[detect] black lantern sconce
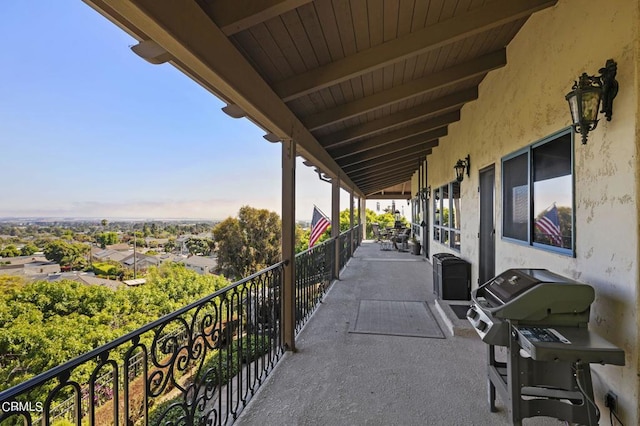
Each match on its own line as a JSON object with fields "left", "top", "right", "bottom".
{"left": 565, "top": 59, "right": 619, "bottom": 144}
{"left": 417, "top": 186, "right": 431, "bottom": 201}
{"left": 454, "top": 155, "right": 470, "bottom": 182}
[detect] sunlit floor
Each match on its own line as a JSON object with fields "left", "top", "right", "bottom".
{"left": 235, "top": 242, "right": 565, "bottom": 426}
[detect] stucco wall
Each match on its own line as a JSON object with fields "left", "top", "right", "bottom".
{"left": 424, "top": 0, "right": 639, "bottom": 422}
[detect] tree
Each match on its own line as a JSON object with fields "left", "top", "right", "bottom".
{"left": 213, "top": 206, "right": 281, "bottom": 280}
{"left": 43, "top": 240, "right": 89, "bottom": 269}
{"left": 96, "top": 232, "right": 119, "bottom": 249}
{"left": 164, "top": 238, "right": 177, "bottom": 253}
{"left": 185, "top": 237, "right": 214, "bottom": 256}
{"left": 20, "top": 243, "right": 38, "bottom": 256}
{"left": 0, "top": 245, "right": 20, "bottom": 258}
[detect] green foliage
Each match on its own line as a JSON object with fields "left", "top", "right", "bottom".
{"left": 0, "top": 244, "right": 20, "bottom": 257}
{"left": 19, "top": 243, "right": 38, "bottom": 256}
{"left": 91, "top": 261, "right": 125, "bottom": 279}
{"left": 164, "top": 238, "right": 177, "bottom": 253}
{"left": 213, "top": 206, "right": 281, "bottom": 280}
{"left": 0, "top": 263, "right": 230, "bottom": 401}
{"left": 95, "top": 232, "right": 118, "bottom": 249}
{"left": 362, "top": 208, "right": 410, "bottom": 239}
{"left": 147, "top": 334, "right": 270, "bottom": 425}
{"left": 43, "top": 240, "right": 89, "bottom": 269}
{"left": 185, "top": 237, "right": 214, "bottom": 256}
{"left": 240, "top": 335, "right": 271, "bottom": 363}
{"left": 0, "top": 275, "right": 26, "bottom": 293}
{"left": 295, "top": 225, "right": 310, "bottom": 253}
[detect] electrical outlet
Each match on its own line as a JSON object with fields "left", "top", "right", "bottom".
{"left": 605, "top": 391, "right": 618, "bottom": 413}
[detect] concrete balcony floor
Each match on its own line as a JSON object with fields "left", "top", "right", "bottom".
{"left": 236, "top": 242, "right": 563, "bottom": 426}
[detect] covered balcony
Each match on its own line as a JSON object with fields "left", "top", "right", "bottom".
{"left": 1, "top": 0, "right": 638, "bottom": 424}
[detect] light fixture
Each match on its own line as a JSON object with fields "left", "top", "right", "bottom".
{"left": 417, "top": 186, "right": 430, "bottom": 201}
{"left": 454, "top": 155, "right": 470, "bottom": 182}
{"left": 221, "top": 104, "right": 246, "bottom": 119}
{"left": 565, "top": 59, "right": 618, "bottom": 144}
{"left": 130, "top": 39, "right": 171, "bottom": 64}
{"left": 263, "top": 132, "right": 281, "bottom": 143}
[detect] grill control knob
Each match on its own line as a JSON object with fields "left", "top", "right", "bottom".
{"left": 477, "top": 321, "right": 489, "bottom": 332}
{"left": 467, "top": 308, "right": 479, "bottom": 320}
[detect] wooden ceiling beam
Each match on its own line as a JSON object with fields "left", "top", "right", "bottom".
{"left": 329, "top": 112, "right": 458, "bottom": 159}
{"left": 366, "top": 192, "right": 412, "bottom": 200}
{"left": 198, "top": 0, "right": 312, "bottom": 36}
{"left": 273, "top": 0, "right": 557, "bottom": 101}
{"left": 318, "top": 89, "right": 476, "bottom": 148}
{"left": 303, "top": 50, "right": 504, "bottom": 131}
{"left": 359, "top": 174, "right": 415, "bottom": 193}
{"left": 343, "top": 149, "right": 431, "bottom": 174}
{"left": 352, "top": 164, "right": 418, "bottom": 186}
{"left": 336, "top": 130, "right": 443, "bottom": 166}
{"left": 348, "top": 157, "right": 424, "bottom": 180}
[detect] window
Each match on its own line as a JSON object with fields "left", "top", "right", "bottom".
{"left": 433, "top": 181, "right": 461, "bottom": 251}
{"left": 501, "top": 129, "right": 574, "bottom": 255}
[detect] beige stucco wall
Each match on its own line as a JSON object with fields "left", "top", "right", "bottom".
{"left": 424, "top": 0, "right": 639, "bottom": 423}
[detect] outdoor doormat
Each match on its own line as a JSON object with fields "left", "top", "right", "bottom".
{"left": 449, "top": 304, "right": 472, "bottom": 320}
{"left": 350, "top": 300, "right": 445, "bottom": 339}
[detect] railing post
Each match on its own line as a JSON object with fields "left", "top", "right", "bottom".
{"left": 281, "top": 138, "right": 296, "bottom": 351}
{"left": 359, "top": 197, "right": 366, "bottom": 241}
{"left": 332, "top": 175, "right": 340, "bottom": 280}
{"left": 349, "top": 190, "right": 355, "bottom": 256}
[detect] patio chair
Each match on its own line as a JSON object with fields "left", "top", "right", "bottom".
{"left": 372, "top": 223, "right": 382, "bottom": 242}
{"left": 392, "top": 228, "right": 411, "bottom": 252}
{"left": 372, "top": 223, "right": 392, "bottom": 250}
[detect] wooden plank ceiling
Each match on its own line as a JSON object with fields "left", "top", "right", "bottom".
{"left": 85, "top": 0, "right": 557, "bottom": 198}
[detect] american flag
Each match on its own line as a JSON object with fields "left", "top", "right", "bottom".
{"left": 309, "top": 206, "right": 330, "bottom": 247}
{"left": 535, "top": 204, "right": 563, "bottom": 246}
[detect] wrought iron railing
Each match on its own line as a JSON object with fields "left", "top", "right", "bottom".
{"left": 338, "top": 231, "right": 350, "bottom": 270}
{"left": 293, "top": 238, "right": 334, "bottom": 334}
{"left": 0, "top": 263, "right": 284, "bottom": 426}
{"left": 0, "top": 225, "right": 362, "bottom": 426}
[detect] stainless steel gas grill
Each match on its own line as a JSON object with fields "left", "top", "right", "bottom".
{"left": 467, "top": 269, "right": 625, "bottom": 426}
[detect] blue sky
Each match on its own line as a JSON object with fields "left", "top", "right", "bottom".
{"left": 0, "top": 1, "right": 407, "bottom": 221}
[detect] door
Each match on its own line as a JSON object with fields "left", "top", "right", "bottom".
{"left": 479, "top": 165, "right": 495, "bottom": 284}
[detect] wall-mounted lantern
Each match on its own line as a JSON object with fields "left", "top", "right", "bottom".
{"left": 565, "top": 59, "right": 618, "bottom": 144}
{"left": 454, "top": 155, "right": 470, "bottom": 182}
{"left": 417, "top": 186, "right": 430, "bottom": 201}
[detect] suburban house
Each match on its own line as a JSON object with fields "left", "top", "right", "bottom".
{"left": 0, "top": 260, "right": 60, "bottom": 277}
{"left": 120, "top": 252, "right": 160, "bottom": 272}
{"left": 180, "top": 255, "right": 218, "bottom": 275}
{"left": 91, "top": 248, "right": 129, "bottom": 263}
{"left": 45, "top": 271, "right": 123, "bottom": 291}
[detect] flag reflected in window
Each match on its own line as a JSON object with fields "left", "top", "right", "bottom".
{"left": 535, "top": 204, "right": 563, "bottom": 246}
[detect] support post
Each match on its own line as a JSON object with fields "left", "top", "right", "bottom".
{"left": 359, "top": 197, "right": 366, "bottom": 242}
{"left": 332, "top": 175, "right": 341, "bottom": 279}
{"left": 281, "top": 138, "right": 296, "bottom": 352}
{"left": 349, "top": 191, "right": 355, "bottom": 256}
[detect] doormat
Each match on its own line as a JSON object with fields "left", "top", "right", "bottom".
{"left": 449, "top": 304, "right": 472, "bottom": 320}
{"left": 350, "top": 300, "right": 445, "bottom": 339}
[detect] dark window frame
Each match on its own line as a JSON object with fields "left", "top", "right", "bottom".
{"left": 433, "top": 180, "right": 461, "bottom": 252}
{"left": 501, "top": 128, "right": 575, "bottom": 256}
